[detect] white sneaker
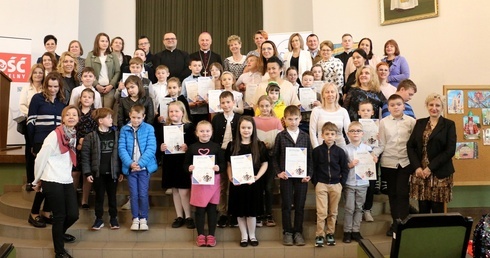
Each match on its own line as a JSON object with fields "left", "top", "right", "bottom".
{"left": 130, "top": 218, "right": 139, "bottom": 230}
{"left": 139, "top": 218, "right": 149, "bottom": 231}
{"left": 121, "top": 198, "right": 131, "bottom": 210}
{"left": 363, "top": 210, "right": 374, "bottom": 222}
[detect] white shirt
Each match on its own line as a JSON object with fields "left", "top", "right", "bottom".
{"left": 98, "top": 55, "right": 110, "bottom": 85}
{"left": 221, "top": 113, "right": 235, "bottom": 149}
{"left": 151, "top": 81, "right": 168, "bottom": 111}
{"left": 373, "top": 114, "right": 416, "bottom": 168}
{"left": 33, "top": 131, "right": 73, "bottom": 185}
{"left": 344, "top": 143, "right": 372, "bottom": 187}
{"left": 287, "top": 128, "right": 300, "bottom": 143}
{"left": 69, "top": 85, "right": 102, "bottom": 108}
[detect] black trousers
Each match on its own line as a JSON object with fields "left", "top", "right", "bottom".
{"left": 280, "top": 178, "right": 308, "bottom": 234}
{"left": 42, "top": 181, "right": 79, "bottom": 254}
{"left": 381, "top": 165, "right": 411, "bottom": 223}
{"left": 93, "top": 174, "right": 119, "bottom": 219}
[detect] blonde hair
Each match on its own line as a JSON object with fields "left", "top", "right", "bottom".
{"left": 165, "top": 101, "right": 191, "bottom": 124}
{"left": 320, "top": 83, "right": 341, "bottom": 110}
{"left": 425, "top": 93, "right": 445, "bottom": 110}
{"left": 257, "top": 95, "right": 277, "bottom": 117}
{"left": 354, "top": 65, "right": 380, "bottom": 93}
{"left": 227, "top": 35, "right": 242, "bottom": 45}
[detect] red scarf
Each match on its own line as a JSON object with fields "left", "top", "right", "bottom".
{"left": 55, "top": 125, "right": 77, "bottom": 167}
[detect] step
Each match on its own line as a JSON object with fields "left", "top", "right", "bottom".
{"left": 0, "top": 191, "right": 388, "bottom": 225}
{"left": 0, "top": 234, "right": 392, "bottom": 258}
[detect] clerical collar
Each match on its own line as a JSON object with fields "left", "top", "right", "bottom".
{"left": 201, "top": 49, "right": 210, "bottom": 54}
{"left": 166, "top": 47, "right": 176, "bottom": 52}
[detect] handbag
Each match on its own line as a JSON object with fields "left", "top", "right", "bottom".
{"left": 14, "top": 116, "right": 27, "bottom": 135}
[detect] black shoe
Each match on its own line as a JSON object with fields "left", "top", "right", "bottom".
{"left": 386, "top": 226, "right": 394, "bottom": 237}
{"left": 250, "top": 238, "right": 259, "bottom": 246}
{"left": 342, "top": 232, "right": 352, "bottom": 243}
{"left": 25, "top": 183, "right": 34, "bottom": 192}
{"left": 239, "top": 238, "right": 248, "bottom": 247}
{"left": 63, "top": 233, "right": 76, "bottom": 243}
{"left": 185, "top": 217, "right": 196, "bottom": 229}
{"left": 55, "top": 251, "right": 73, "bottom": 258}
{"left": 28, "top": 214, "right": 46, "bottom": 228}
{"left": 42, "top": 214, "right": 53, "bottom": 224}
{"left": 171, "top": 217, "right": 185, "bottom": 228}
{"left": 229, "top": 216, "right": 238, "bottom": 228}
{"left": 217, "top": 215, "right": 228, "bottom": 228}
{"left": 351, "top": 232, "right": 363, "bottom": 242}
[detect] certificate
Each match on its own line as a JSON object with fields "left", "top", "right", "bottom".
{"left": 192, "top": 155, "right": 215, "bottom": 185}
{"left": 208, "top": 90, "right": 223, "bottom": 113}
{"left": 230, "top": 154, "right": 255, "bottom": 185}
{"left": 244, "top": 84, "right": 258, "bottom": 108}
{"left": 354, "top": 151, "right": 376, "bottom": 180}
{"left": 163, "top": 125, "right": 185, "bottom": 154}
{"left": 285, "top": 147, "right": 307, "bottom": 178}
{"left": 299, "top": 87, "right": 317, "bottom": 112}
{"left": 198, "top": 77, "right": 214, "bottom": 101}
{"left": 312, "top": 81, "right": 324, "bottom": 94}
{"left": 158, "top": 97, "right": 173, "bottom": 119}
{"left": 359, "top": 119, "right": 379, "bottom": 147}
{"left": 185, "top": 81, "right": 199, "bottom": 103}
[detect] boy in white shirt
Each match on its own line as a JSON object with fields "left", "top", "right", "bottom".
{"left": 150, "top": 65, "right": 170, "bottom": 112}
{"left": 69, "top": 67, "right": 102, "bottom": 108}
{"left": 372, "top": 94, "right": 415, "bottom": 236}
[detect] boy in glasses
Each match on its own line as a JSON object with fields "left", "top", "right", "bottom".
{"left": 342, "top": 121, "right": 377, "bottom": 243}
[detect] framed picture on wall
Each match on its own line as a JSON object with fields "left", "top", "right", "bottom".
{"left": 380, "top": 0, "right": 439, "bottom": 26}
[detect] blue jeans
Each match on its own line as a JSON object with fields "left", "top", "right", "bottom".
{"left": 128, "top": 170, "right": 150, "bottom": 219}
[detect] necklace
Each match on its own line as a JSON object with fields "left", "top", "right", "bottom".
{"left": 198, "top": 51, "right": 212, "bottom": 76}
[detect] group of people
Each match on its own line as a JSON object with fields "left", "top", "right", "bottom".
{"left": 20, "top": 30, "right": 455, "bottom": 257}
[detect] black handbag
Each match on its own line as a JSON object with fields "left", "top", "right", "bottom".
{"left": 14, "top": 116, "right": 27, "bottom": 135}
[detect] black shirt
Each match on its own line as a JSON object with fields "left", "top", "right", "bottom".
{"left": 98, "top": 130, "right": 115, "bottom": 175}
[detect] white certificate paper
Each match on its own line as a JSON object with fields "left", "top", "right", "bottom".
{"left": 230, "top": 154, "right": 255, "bottom": 185}
{"left": 158, "top": 97, "right": 173, "bottom": 119}
{"left": 285, "top": 147, "right": 307, "bottom": 178}
{"left": 208, "top": 90, "right": 223, "bottom": 113}
{"left": 163, "top": 125, "right": 185, "bottom": 154}
{"left": 359, "top": 119, "right": 379, "bottom": 147}
{"left": 354, "top": 151, "right": 376, "bottom": 180}
{"left": 185, "top": 81, "right": 199, "bottom": 103}
{"left": 299, "top": 87, "right": 317, "bottom": 112}
{"left": 312, "top": 81, "right": 324, "bottom": 94}
{"left": 244, "top": 84, "right": 258, "bottom": 108}
{"left": 192, "top": 155, "right": 215, "bottom": 185}
{"left": 198, "top": 77, "right": 214, "bottom": 101}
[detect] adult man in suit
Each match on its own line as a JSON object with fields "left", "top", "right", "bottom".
{"left": 189, "top": 32, "right": 222, "bottom": 77}
{"left": 152, "top": 32, "right": 190, "bottom": 82}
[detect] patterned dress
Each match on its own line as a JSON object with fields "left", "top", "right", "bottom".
{"left": 409, "top": 121, "right": 453, "bottom": 202}
{"left": 318, "top": 57, "right": 344, "bottom": 92}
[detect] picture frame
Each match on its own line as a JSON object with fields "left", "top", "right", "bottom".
{"left": 380, "top": 0, "right": 439, "bottom": 26}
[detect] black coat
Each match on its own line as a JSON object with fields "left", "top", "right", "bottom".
{"left": 407, "top": 116, "right": 456, "bottom": 179}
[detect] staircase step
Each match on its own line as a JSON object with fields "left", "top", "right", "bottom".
{"left": 0, "top": 234, "right": 392, "bottom": 258}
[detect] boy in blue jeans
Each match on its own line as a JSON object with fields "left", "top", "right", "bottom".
{"left": 273, "top": 105, "right": 312, "bottom": 246}
{"left": 119, "top": 104, "right": 158, "bottom": 231}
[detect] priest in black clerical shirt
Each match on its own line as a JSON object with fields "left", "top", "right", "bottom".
{"left": 153, "top": 32, "right": 191, "bottom": 82}
{"left": 189, "top": 32, "right": 222, "bottom": 77}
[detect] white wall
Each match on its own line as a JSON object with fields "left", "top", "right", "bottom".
{"left": 0, "top": 0, "right": 79, "bottom": 61}
{"left": 79, "top": 0, "right": 136, "bottom": 57}
{"left": 263, "top": 0, "right": 490, "bottom": 117}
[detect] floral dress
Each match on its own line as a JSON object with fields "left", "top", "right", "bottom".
{"left": 409, "top": 120, "right": 453, "bottom": 202}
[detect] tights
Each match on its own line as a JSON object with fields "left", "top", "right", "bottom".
{"left": 237, "top": 217, "right": 257, "bottom": 240}
{"left": 195, "top": 203, "right": 217, "bottom": 236}
{"left": 418, "top": 200, "right": 444, "bottom": 214}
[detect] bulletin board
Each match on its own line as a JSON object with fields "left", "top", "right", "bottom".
{"left": 444, "top": 85, "right": 490, "bottom": 185}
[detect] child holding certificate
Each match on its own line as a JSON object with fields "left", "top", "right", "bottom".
{"left": 254, "top": 95, "right": 283, "bottom": 227}
{"left": 181, "top": 57, "right": 208, "bottom": 124}
{"left": 298, "top": 71, "right": 321, "bottom": 133}
{"left": 211, "top": 91, "right": 241, "bottom": 228}
{"left": 372, "top": 94, "right": 415, "bottom": 237}
{"left": 151, "top": 65, "right": 170, "bottom": 117}
{"left": 312, "top": 122, "right": 349, "bottom": 247}
{"left": 157, "top": 101, "right": 196, "bottom": 229}
{"left": 226, "top": 116, "right": 268, "bottom": 247}
{"left": 164, "top": 77, "right": 191, "bottom": 123}
{"left": 118, "top": 104, "right": 158, "bottom": 231}
{"left": 342, "top": 121, "right": 377, "bottom": 243}
{"left": 235, "top": 55, "right": 262, "bottom": 116}
{"left": 357, "top": 100, "right": 379, "bottom": 222}
{"left": 273, "top": 105, "right": 312, "bottom": 246}
{"left": 184, "top": 121, "right": 225, "bottom": 247}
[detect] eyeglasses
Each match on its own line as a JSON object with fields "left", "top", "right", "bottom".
{"left": 348, "top": 130, "right": 363, "bottom": 133}
{"left": 164, "top": 38, "right": 176, "bottom": 41}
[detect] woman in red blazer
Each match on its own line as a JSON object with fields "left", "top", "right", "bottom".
{"left": 407, "top": 93, "right": 456, "bottom": 213}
